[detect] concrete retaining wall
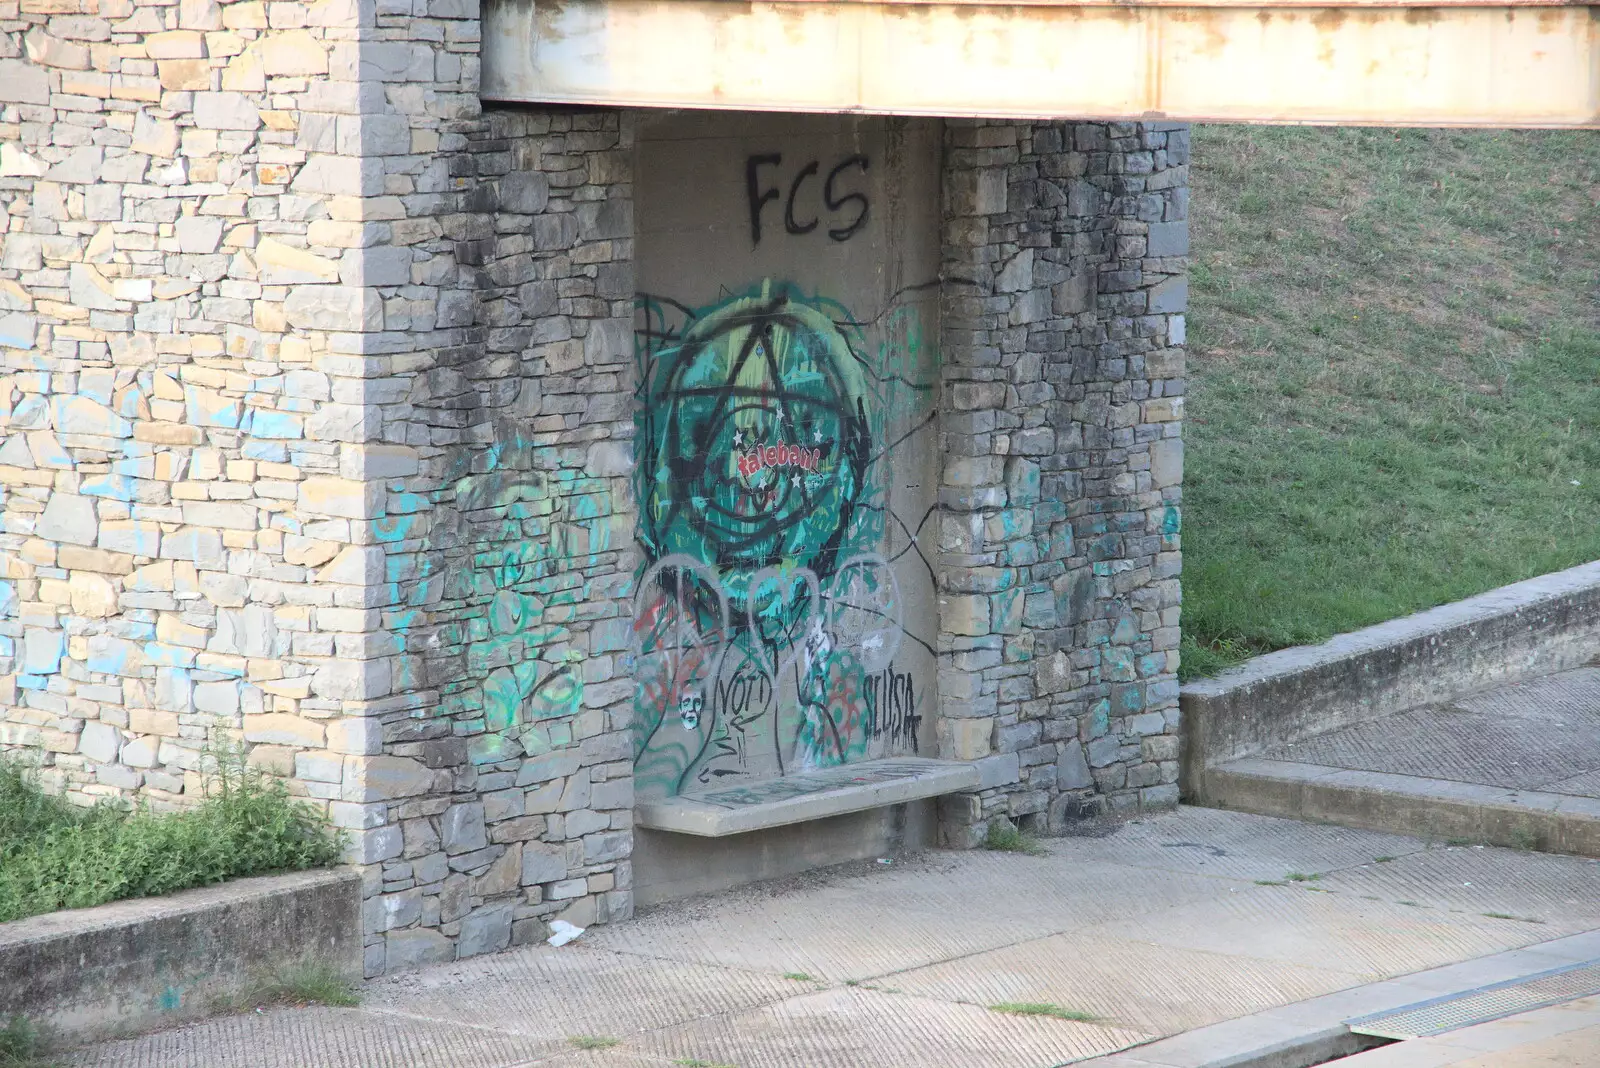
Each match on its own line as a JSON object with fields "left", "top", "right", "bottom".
{"left": 0, "top": 869, "right": 359, "bottom": 1044}
{"left": 1182, "top": 560, "right": 1600, "bottom": 798}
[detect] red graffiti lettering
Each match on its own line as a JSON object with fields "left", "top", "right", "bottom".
{"left": 731, "top": 441, "right": 827, "bottom": 482}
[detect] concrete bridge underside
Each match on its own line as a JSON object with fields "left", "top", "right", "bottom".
{"left": 482, "top": 0, "right": 1600, "bottom": 128}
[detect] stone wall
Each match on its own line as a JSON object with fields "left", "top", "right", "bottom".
{"left": 354, "top": 107, "right": 637, "bottom": 973}
{"left": 1, "top": 0, "right": 1187, "bottom": 969}
{"left": 0, "top": 0, "right": 533, "bottom": 974}
{"left": 935, "top": 120, "right": 1186, "bottom": 844}
{"left": 0, "top": 0, "right": 479, "bottom": 810}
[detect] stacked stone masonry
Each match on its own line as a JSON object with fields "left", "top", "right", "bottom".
{"left": 0, "top": 0, "right": 638, "bottom": 975}
{"left": 0, "top": 0, "right": 493, "bottom": 814}
{"left": 358, "top": 108, "right": 639, "bottom": 973}
{"left": 934, "top": 119, "right": 1186, "bottom": 843}
{"left": 0, "top": 0, "right": 1185, "bottom": 974}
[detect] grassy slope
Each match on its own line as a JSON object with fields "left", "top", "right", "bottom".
{"left": 1182, "top": 127, "right": 1600, "bottom": 679}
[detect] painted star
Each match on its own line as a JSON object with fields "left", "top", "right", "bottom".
{"left": 791, "top": 473, "right": 803, "bottom": 488}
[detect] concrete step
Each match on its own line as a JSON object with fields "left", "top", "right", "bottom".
{"left": 1202, "top": 758, "right": 1600, "bottom": 859}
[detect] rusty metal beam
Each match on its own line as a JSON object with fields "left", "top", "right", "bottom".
{"left": 480, "top": 0, "right": 1599, "bottom": 127}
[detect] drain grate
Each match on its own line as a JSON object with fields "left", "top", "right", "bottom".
{"left": 1347, "top": 959, "right": 1600, "bottom": 1040}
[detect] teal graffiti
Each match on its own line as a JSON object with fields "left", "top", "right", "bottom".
{"left": 379, "top": 432, "right": 613, "bottom": 762}
{"left": 631, "top": 280, "right": 935, "bottom": 797}
{"left": 635, "top": 280, "right": 871, "bottom": 600}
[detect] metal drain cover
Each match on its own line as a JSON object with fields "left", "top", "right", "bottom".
{"left": 1347, "top": 960, "right": 1600, "bottom": 1040}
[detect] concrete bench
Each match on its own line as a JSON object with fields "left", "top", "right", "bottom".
{"left": 634, "top": 757, "right": 980, "bottom": 837}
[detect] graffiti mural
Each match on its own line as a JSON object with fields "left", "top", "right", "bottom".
{"left": 378, "top": 431, "right": 618, "bottom": 765}
{"left": 631, "top": 280, "right": 937, "bottom": 797}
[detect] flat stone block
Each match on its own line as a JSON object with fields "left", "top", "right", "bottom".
{"left": 635, "top": 758, "right": 978, "bottom": 837}
{"left": 37, "top": 492, "right": 98, "bottom": 547}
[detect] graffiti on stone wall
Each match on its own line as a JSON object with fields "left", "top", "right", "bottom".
{"left": 630, "top": 280, "right": 935, "bottom": 797}
{"left": 378, "top": 432, "right": 617, "bottom": 764}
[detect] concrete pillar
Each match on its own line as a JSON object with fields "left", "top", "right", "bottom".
{"left": 935, "top": 120, "right": 1187, "bottom": 846}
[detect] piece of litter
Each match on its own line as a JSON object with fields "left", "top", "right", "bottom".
{"left": 876, "top": 858, "right": 892, "bottom": 865}
{"left": 548, "top": 919, "right": 586, "bottom": 947}
{"left": 1573, "top": 480, "right": 1583, "bottom": 486}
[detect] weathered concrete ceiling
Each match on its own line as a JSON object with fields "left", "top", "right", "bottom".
{"left": 480, "top": 0, "right": 1598, "bottom": 127}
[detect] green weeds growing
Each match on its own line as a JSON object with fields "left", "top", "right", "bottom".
{"left": 0, "top": 746, "right": 340, "bottom": 925}
{"left": 990, "top": 1002, "right": 1099, "bottom": 1023}
{"left": 983, "top": 820, "right": 1047, "bottom": 857}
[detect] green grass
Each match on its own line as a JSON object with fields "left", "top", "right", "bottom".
{"left": 1183, "top": 127, "right": 1600, "bottom": 678}
{"left": 229, "top": 961, "right": 360, "bottom": 1010}
{"left": 0, "top": 750, "right": 340, "bottom": 924}
{"left": 1284, "top": 872, "right": 1321, "bottom": 883}
{"left": 983, "top": 820, "right": 1047, "bottom": 856}
{"left": 782, "top": 972, "right": 817, "bottom": 982}
{"left": 1507, "top": 828, "right": 1540, "bottom": 851}
{"left": 990, "top": 1002, "right": 1099, "bottom": 1023}
{"left": 0, "top": 1016, "right": 61, "bottom": 1068}
{"left": 672, "top": 1060, "right": 738, "bottom": 1067}
{"left": 569, "top": 1036, "right": 621, "bottom": 1051}
{"left": 1483, "top": 912, "right": 1546, "bottom": 925}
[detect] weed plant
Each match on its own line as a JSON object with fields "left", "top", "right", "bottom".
{"left": 0, "top": 743, "right": 339, "bottom": 924}
{"left": 0, "top": 1015, "right": 59, "bottom": 1068}
{"left": 983, "top": 820, "right": 1048, "bottom": 856}
{"left": 226, "top": 961, "right": 361, "bottom": 1011}
{"left": 990, "top": 1002, "right": 1099, "bottom": 1023}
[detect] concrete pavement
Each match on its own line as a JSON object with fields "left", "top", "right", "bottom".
{"left": 72, "top": 807, "right": 1600, "bottom": 1067}
{"left": 1204, "top": 667, "right": 1600, "bottom": 858}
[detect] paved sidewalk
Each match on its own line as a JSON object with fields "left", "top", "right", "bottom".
{"left": 74, "top": 807, "right": 1600, "bottom": 1068}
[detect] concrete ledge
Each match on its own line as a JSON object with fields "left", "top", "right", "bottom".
{"left": 635, "top": 758, "right": 979, "bottom": 837}
{"left": 0, "top": 869, "right": 360, "bottom": 1044}
{"left": 1204, "top": 759, "right": 1600, "bottom": 858}
{"left": 1182, "top": 561, "right": 1600, "bottom": 798}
